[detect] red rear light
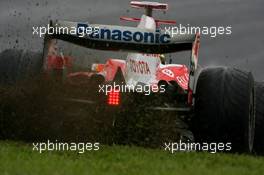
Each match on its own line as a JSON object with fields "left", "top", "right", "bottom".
{"left": 107, "top": 89, "right": 120, "bottom": 105}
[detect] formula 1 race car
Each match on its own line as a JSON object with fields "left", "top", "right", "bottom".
{"left": 41, "top": 1, "right": 262, "bottom": 153}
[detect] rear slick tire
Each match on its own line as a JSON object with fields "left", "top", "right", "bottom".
{"left": 192, "top": 67, "right": 255, "bottom": 153}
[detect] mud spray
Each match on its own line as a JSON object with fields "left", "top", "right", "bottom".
{"left": 0, "top": 49, "right": 189, "bottom": 148}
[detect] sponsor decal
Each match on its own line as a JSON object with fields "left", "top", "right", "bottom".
{"left": 77, "top": 23, "right": 171, "bottom": 44}
{"left": 129, "top": 59, "right": 151, "bottom": 74}
{"left": 162, "top": 69, "right": 174, "bottom": 78}
{"left": 176, "top": 74, "right": 189, "bottom": 88}
{"left": 141, "top": 53, "right": 160, "bottom": 58}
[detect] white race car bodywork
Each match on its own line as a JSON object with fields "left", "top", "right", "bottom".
{"left": 43, "top": 1, "right": 200, "bottom": 105}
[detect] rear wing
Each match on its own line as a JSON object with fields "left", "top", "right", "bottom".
{"left": 42, "top": 20, "right": 200, "bottom": 92}
{"left": 45, "top": 21, "right": 195, "bottom": 53}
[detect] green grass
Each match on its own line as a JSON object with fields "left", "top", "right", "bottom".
{"left": 0, "top": 141, "right": 264, "bottom": 175}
